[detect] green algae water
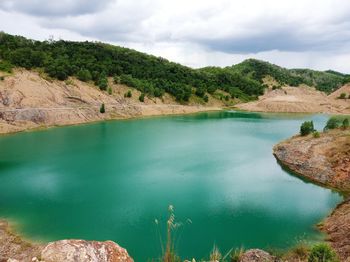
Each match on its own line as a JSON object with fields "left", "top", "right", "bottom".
{"left": 0, "top": 111, "right": 342, "bottom": 260}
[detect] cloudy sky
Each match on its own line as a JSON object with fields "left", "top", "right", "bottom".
{"left": 1, "top": 0, "right": 350, "bottom": 72}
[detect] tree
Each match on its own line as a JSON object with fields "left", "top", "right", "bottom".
{"left": 99, "top": 103, "right": 105, "bottom": 113}
{"left": 324, "top": 117, "right": 341, "bottom": 130}
{"left": 203, "top": 95, "right": 209, "bottom": 102}
{"left": 98, "top": 74, "right": 108, "bottom": 91}
{"left": 139, "top": 93, "right": 145, "bottom": 102}
{"left": 300, "top": 121, "right": 315, "bottom": 136}
{"left": 77, "top": 69, "right": 92, "bottom": 82}
{"left": 308, "top": 243, "right": 338, "bottom": 262}
{"left": 342, "top": 118, "right": 349, "bottom": 129}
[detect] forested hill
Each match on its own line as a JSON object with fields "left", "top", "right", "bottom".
{"left": 0, "top": 32, "right": 348, "bottom": 102}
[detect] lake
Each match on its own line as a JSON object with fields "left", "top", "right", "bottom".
{"left": 0, "top": 111, "right": 342, "bottom": 260}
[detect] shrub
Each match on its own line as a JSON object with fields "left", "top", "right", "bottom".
{"left": 338, "top": 93, "right": 347, "bottom": 99}
{"left": 99, "top": 103, "right": 105, "bottom": 114}
{"left": 203, "top": 95, "right": 209, "bottom": 103}
{"left": 313, "top": 131, "right": 320, "bottom": 138}
{"left": 308, "top": 243, "right": 338, "bottom": 262}
{"left": 98, "top": 76, "right": 108, "bottom": 91}
{"left": 107, "top": 87, "right": 113, "bottom": 95}
{"left": 139, "top": 93, "right": 145, "bottom": 102}
{"left": 113, "top": 75, "right": 120, "bottom": 84}
{"left": 0, "top": 76, "right": 4, "bottom": 81}
{"left": 342, "top": 118, "right": 349, "bottom": 129}
{"left": 300, "top": 121, "right": 315, "bottom": 136}
{"left": 209, "top": 245, "right": 222, "bottom": 261}
{"left": 77, "top": 69, "right": 92, "bottom": 82}
{"left": 324, "top": 117, "right": 342, "bottom": 130}
{"left": 124, "top": 90, "right": 132, "bottom": 98}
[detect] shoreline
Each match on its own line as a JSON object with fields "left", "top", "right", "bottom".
{"left": 273, "top": 129, "right": 350, "bottom": 260}
{"left": 0, "top": 105, "right": 223, "bottom": 136}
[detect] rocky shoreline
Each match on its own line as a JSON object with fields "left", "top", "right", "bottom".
{"left": 0, "top": 219, "right": 133, "bottom": 262}
{"left": 273, "top": 129, "right": 350, "bottom": 261}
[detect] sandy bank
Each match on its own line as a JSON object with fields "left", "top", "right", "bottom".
{"left": 236, "top": 85, "right": 350, "bottom": 114}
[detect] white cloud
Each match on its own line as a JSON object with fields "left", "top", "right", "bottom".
{"left": 1, "top": 0, "right": 350, "bottom": 72}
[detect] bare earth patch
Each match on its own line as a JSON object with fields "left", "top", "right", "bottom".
{"left": 236, "top": 85, "right": 350, "bottom": 114}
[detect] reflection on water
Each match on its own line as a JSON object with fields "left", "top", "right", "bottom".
{"left": 0, "top": 111, "right": 342, "bottom": 261}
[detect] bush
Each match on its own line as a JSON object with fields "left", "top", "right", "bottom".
{"left": 203, "top": 95, "right": 209, "bottom": 103}
{"left": 139, "top": 93, "right": 145, "bottom": 102}
{"left": 107, "top": 87, "right": 113, "bottom": 95}
{"left": 338, "top": 93, "right": 347, "bottom": 99}
{"left": 124, "top": 90, "right": 132, "bottom": 98}
{"left": 324, "top": 117, "right": 342, "bottom": 130}
{"left": 308, "top": 243, "right": 338, "bottom": 262}
{"left": 113, "top": 75, "right": 120, "bottom": 84}
{"left": 300, "top": 121, "right": 315, "bottom": 136}
{"left": 313, "top": 131, "right": 320, "bottom": 138}
{"left": 0, "top": 76, "right": 4, "bottom": 81}
{"left": 99, "top": 103, "right": 105, "bottom": 114}
{"left": 342, "top": 118, "right": 349, "bottom": 129}
{"left": 98, "top": 75, "right": 108, "bottom": 91}
{"left": 77, "top": 69, "right": 92, "bottom": 82}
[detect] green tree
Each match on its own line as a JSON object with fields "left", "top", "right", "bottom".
{"left": 300, "top": 121, "right": 315, "bottom": 136}
{"left": 77, "top": 69, "right": 92, "bottom": 82}
{"left": 203, "top": 94, "right": 209, "bottom": 102}
{"left": 308, "top": 243, "right": 338, "bottom": 262}
{"left": 324, "top": 117, "right": 341, "bottom": 130}
{"left": 139, "top": 93, "right": 145, "bottom": 102}
{"left": 98, "top": 74, "right": 108, "bottom": 91}
{"left": 99, "top": 103, "right": 105, "bottom": 113}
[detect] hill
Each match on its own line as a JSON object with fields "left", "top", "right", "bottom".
{"left": 1, "top": 32, "right": 349, "bottom": 103}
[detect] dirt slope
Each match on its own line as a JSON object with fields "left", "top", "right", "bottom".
{"left": 236, "top": 85, "right": 350, "bottom": 114}
{"left": 0, "top": 69, "right": 222, "bottom": 134}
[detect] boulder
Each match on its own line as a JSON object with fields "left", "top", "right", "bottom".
{"left": 239, "top": 249, "right": 275, "bottom": 262}
{"left": 41, "top": 240, "right": 133, "bottom": 262}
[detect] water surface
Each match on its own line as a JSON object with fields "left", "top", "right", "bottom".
{"left": 0, "top": 111, "right": 341, "bottom": 260}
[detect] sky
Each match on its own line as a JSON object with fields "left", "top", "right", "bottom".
{"left": 1, "top": 0, "right": 350, "bottom": 73}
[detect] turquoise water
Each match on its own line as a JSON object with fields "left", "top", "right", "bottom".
{"left": 0, "top": 111, "right": 342, "bottom": 260}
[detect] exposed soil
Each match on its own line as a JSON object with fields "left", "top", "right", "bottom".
{"left": 0, "top": 69, "right": 223, "bottom": 135}
{"left": 236, "top": 85, "right": 350, "bottom": 114}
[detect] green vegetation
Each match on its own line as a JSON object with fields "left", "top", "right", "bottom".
{"left": 300, "top": 121, "right": 315, "bottom": 136}
{"left": 124, "top": 90, "right": 132, "bottom": 98}
{"left": 324, "top": 116, "right": 350, "bottom": 131}
{"left": 107, "top": 87, "right": 113, "bottom": 95}
{"left": 1, "top": 32, "right": 347, "bottom": 103}
{"left": 99, "top": 103, "right": 105, "bottom": 114}
{"left": 308, "top": 243, "right": 338, "bottom": 262}
{"left": 0, "top": 76, "right": 4, "bottom": 81}
{"left": 139, "top": 93, "right": 145, "bottom": 102}
{"left": 313, "top": 131, "right": 320, "bottom": 138}
{"left": 338, "top": 93, "right": 347, "bottom": 99}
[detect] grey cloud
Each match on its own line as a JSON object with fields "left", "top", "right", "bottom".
{"left": 0, "top": 0, "right": 113, "bottom": 16}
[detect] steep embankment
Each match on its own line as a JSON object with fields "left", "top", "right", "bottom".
{"left": 236, "top": 85, "right": 350, "bottom": 114}
{"left": 0, "top": 69, "right": 223, "bottom": 134}
{"left": 273, "top": 129, "right": 350, "bottom": 261}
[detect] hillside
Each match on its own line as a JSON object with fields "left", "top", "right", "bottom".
{"left": 1, "top": 32, "right": 349, "bottom": 104}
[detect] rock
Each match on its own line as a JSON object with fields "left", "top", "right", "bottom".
{"left": 239, "top": 249, "right": 275, "bottom": 262}
{"left": 41, "top": 240, "right": 134, "bottom": 262}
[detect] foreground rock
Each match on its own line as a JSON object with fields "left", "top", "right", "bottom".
{"left": 239, "top": 249, "right": 275, "bottom": 262}
{"left": 273, "top": 129, "right": 350, "bottom": 192}
{"left": 41, "top": 240, "right": 133, "bottom": 262}
{"left": 0, "top": 220, "right": 133, "bottom": 262}
{"left": 273, "top": 129, "right": 350, "bottom": 260}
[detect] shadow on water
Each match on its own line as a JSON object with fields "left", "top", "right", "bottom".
{"left": 273, "top": 156, "right": 346, "bottom": 198}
